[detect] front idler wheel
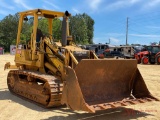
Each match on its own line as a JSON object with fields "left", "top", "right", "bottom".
{"left": 7, "top": 71, "right": 17, "bottom": 90}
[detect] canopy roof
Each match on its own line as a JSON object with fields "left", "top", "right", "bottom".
{"left": 19, "top": 9, "right": 70, "bottom": 18}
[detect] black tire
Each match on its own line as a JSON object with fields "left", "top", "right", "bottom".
{"left": 136, "top": 56, "right": 141, "bottom": 64}
{"left": 156, "top": 55, "right": 160, "bottom": 65}
{"left": 137, "top": 59, "right": 141, "bottom": 64}
{"left": 141, "top": 56, "right": 149, "bottom": 64}
{"left": 150, "top": 61, "right": 155, "bottom": 64}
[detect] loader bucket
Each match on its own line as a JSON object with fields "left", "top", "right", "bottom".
{"left": 61, "top": 59, "right": 158, "bottom": 113}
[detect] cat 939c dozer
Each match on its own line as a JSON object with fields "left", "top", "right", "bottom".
{"left": 4, "top": 9, "right": 158, "bottom": 113}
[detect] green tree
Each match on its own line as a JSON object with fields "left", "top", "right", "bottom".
{"left": 69, "top": 14, "right": 88, "bottom": 44}
{"left": 52, "top": 19, "right": 61, "bottom": 40}
{"left": 69, "top": 13, "right": 94, "bottom": 44}
{"left": 0, "top": 14, "right": 19, "bottom": 51}
{"left": 38, "top": 18, "right": 61, "bottom": 40}
{"left": 82, "top": 13, "right": 94, "bottom": 44}
{"left": 38, "top": 18, "right": 48, "bottom": 35}
{"left": 20, "top": 19, "right": 33, "bottom": 43}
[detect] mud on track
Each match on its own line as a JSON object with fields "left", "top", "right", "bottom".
{"left": 0, "top": 55, "right": 160, "bottom": 120}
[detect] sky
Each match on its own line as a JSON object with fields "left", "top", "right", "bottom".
{"left": 1, "top": 0, "right": 160, "bottom": 45}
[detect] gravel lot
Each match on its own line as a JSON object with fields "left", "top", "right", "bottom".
{"left": 0, "top": 55, "right": 160, "bottom": 120}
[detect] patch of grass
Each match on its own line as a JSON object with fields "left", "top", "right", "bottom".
{"left": 4, "top": 52, "right": 10, "bottom": 55}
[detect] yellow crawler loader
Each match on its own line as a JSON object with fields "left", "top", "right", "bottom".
{"left": 4, "top": 9, "right": 158, "bottom": 113}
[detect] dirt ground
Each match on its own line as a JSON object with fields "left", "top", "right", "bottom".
{"left": 0, "top": 55, "right": 160, "bottom": 120}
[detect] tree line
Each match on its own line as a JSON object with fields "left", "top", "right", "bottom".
{"left": 0, "top": 13, "right": 94, "bottom": 52}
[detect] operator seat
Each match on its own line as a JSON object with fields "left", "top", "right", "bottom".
{"left": 36, "top": 28, "right": 43, "bottom": 42}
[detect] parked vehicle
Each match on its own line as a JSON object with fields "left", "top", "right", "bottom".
{"left": 134, "top": 45, "right": 160, "bottom": 64}
{"left": 103, "top": 48, "right": 123, "bottom": 58}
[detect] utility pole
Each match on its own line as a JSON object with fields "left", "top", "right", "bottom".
{"left": 126, "top": 17, "right": 129, "bottom": 45}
